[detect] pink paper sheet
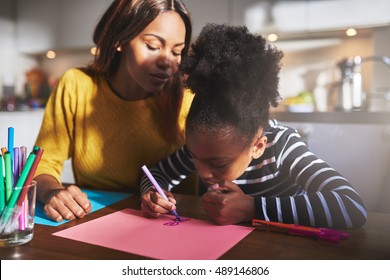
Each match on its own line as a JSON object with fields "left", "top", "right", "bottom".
{"left": 53, "top": 208, "right": 254, "bottom": 260}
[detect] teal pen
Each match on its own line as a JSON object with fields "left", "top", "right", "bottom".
{"left": 8, "top": 127, "right": 14, "bottom": 164}
{"left": 141, "top": 165, "right": 181, "bottom": 220}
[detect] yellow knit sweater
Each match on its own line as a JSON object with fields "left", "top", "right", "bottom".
{"left": 34, "top": 68, "right": 193, "bottom": 192}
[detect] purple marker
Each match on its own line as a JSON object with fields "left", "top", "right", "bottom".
{"left": 13, "top": 147, "right": 20, "bottom": 185}
{"left": 141, "top": 165, "right": 181, "bottom": 220}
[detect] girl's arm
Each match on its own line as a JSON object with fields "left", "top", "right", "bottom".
{"left": 139, "top": 145, "right": 196, "bottom": 195}
{"left": 253, "top": 125, "right": 367, "bottom": 229}
{"left": 140, "top": 145, "right": 195, "bottom": 218}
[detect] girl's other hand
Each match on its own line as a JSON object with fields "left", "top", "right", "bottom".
{"left": 202, "top": 180, "right": 255, "bottom": 225}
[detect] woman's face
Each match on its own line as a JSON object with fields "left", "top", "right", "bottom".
{"left": 122, "top": 11, "right": 186, "bottom": 93}
{"left": 186, "top": 128, "right": 267, "bottom": 187}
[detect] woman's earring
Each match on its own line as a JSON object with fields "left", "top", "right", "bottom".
{"left": 115, "top": 43, "right": 122, "bottom": 52}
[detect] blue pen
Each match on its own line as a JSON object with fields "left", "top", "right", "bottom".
{"left": 141, "top": 165, "right": 181, "bottom": 220}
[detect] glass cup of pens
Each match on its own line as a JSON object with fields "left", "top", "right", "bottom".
{"left": 1, "top": 127, "right": 44, "bottom": 247}
{"left": 0, "top": 181, "right": 37, "bottom": 247}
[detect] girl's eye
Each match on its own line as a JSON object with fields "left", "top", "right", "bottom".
{"left": 210, "top": 162, "right": 229, "bottom": 169}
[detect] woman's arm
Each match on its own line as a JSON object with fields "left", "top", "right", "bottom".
{"left": 34, "top": 69, "right": 91, "bottom": 221}
{"left": 35, "top": 174, "right": 91, "bottom": 222}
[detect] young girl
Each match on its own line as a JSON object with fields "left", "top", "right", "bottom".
{"left": 140, "top": 23, "right": 367, "bottom": 229}
{"left": 34, "top": 0, "right": 193, "bottom": 222}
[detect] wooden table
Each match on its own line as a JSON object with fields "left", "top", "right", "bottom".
{"left": 1, "top": 194, "right": 389, "bottom": 260}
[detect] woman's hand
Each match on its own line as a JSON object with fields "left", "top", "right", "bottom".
{"left": 35, "top": 174, "right": 91, "bottom": 222}
{"left": 141, "top": 188, "right": 177, "bottom": 218}
{"left": 43, "top": 185, "right": 91, "bottom": 222}
{"left": 202, "top": 180, "right": 255, "bottom": 225}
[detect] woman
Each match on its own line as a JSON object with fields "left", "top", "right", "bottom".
{"left": 34, "top": 0, "right": 193, "bottom": 222}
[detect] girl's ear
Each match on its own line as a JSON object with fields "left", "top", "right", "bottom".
{"left": 252, "top": 134, "right": 267, "bottom": 159}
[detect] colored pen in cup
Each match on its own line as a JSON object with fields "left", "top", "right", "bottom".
{"left": 141, "top": 165, "right": 181, "bottom": 221}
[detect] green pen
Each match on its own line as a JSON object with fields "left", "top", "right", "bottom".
{"left": 0, "top": 155, "right": 5, "bottom": 212}
{"left": 4, "top": 152, "right": 13, "bottom": 202}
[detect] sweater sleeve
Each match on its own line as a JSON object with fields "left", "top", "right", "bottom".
{"left": 254, "top": 127, "right": 367, "bottom": 229}
{"left": 178, "top": 89, "right": 194, "bottom": 131}
{"left": 33, "top": 69, "right": 77, "bottom": 184}
{"left": 140, "top": 145, "right": 195, "bottom": 195}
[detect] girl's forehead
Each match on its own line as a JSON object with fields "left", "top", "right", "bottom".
{"left": 188, "top": 127, "right": 236, "bottom": 143}
{"left": 187, "top": 129, "right": 248, "bottom": 158}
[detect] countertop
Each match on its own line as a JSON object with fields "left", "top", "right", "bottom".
{"left": 271, "top": 111, "right": 390, "bottom": 124}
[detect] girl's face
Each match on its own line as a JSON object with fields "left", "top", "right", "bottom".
{"left": 186, "top": 128, "right": 267, "bottom": 187}
{"left": 121, "top": 11, "right": 186, "bottom": 93}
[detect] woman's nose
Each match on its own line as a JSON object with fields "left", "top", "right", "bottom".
{"left": 156, "top": 50, "right": 173, "bottom": 69}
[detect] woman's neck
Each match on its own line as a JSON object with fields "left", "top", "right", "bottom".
{"left": 107, "top": 70, "right": 153, "bottom": 101}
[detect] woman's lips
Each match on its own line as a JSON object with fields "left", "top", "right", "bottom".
{"left": 150, "top": 73, "right": 170, "bottom": 85}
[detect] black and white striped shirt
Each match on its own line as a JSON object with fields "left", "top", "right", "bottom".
{"left": 140, "top": 119, "right": 367, "bottom": 229}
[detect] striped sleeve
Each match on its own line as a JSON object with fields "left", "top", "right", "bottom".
{"left": 139, "top": 145, "right": 195, "bottom": 195}
{"left": 254, "top": 124, "right": 367, "bottom": 229}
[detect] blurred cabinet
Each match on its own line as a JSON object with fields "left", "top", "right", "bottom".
{"left": 16, "top": 0, "right": 390, "bottom": 53}
{"left": 16, "top": 0, "right": 57, "bottom": 54}
{"left": 16, "top": 0, "right": 112, "bottom": 53}
{"left": 227, "top": 0, "right": 390, "bottom": 34}
{"left": 281, "top": 120, "right": 390, "bottom": 213}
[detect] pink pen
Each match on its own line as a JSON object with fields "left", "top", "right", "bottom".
{"left": 252, "top": 219, "right": 349, "bottom": 243}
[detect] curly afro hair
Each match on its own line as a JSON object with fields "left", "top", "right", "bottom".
{"left": 181, "top": 23, "right": 283, "bottom": 146}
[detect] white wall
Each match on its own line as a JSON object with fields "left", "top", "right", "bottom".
{"left": 0, "top": 110, "right": 75, "bottom": 183}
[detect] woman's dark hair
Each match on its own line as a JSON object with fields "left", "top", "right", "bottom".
{"left": 89, "top": 0, "right": 192, "bottom": 144}
{"left": 181, "top": 23, "right": 283, "bottom": 146}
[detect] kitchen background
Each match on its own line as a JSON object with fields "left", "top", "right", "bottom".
{"left": 0, "top": 0, "right": 389, "bottom": 212}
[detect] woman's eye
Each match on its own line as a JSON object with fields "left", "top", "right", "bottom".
{"left": 172, "top": 51, "right": 182, "bottom": 57}
{"left": 146, "top": 43, "right": 159, "bottom": 51}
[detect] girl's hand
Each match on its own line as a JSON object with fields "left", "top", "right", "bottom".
{"left": 43, "top": 185, "right": 91, "bottom": 222}
{"left": 141, "top": 188, "right": 177, "bottom": 218}
{"left": 201, "top": 180, "right": 255, "bottom": 225}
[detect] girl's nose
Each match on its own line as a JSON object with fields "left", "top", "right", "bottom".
{"left": 196, "top": 162, "right": 213, "bottom": 181}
